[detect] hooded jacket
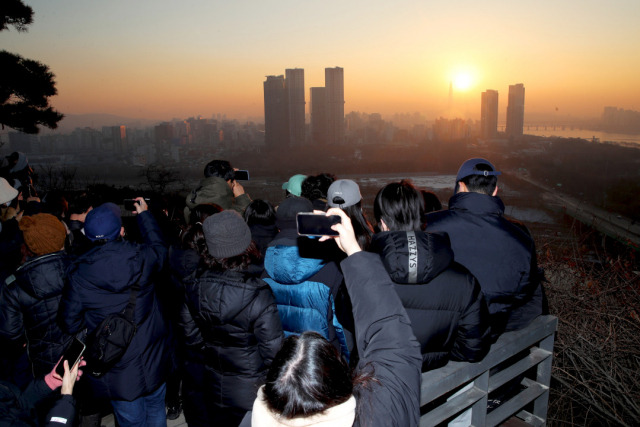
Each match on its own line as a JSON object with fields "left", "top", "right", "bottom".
{"left": 59, "top": 211, "right": 170, "bottom": 401}
{"left": 179, "top": 267, "right": 283, "bottom": 413}
{"left": 0, "top": 251, "right": 74, "bottom": 377}
{"left": 370, "top": 230, "right": 491, "bottom": 371}
{"left": 184, "top": 176, "right": 251, "bottom": 222}
{"left": 263, "top": 244, "right": 349, "bottom": 357}
{"left": 426, "top": 192, "right": 546, "bottom": 338}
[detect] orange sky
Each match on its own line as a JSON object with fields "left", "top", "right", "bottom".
{"left": 5, "top": 0, "right": 640, "bottom": 122}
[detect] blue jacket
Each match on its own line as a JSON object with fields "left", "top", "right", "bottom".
{"left": 59, "top": 211, "right": 170, "bottom": 401}
{"left": 263, "top": 244, "right": 349, "bottom": 358}
{"left": 426, "top": 192, "right": 546, "bottom": 338}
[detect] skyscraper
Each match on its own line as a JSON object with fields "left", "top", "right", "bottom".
{"left": 310, "top": 87, "right": 327, "bottom": 146}
{"left": 285, "top": 68, "right": 306, "bottom": 146}
{"left": 263, "top": 75, "right": 289, "bottom": 149}
{"left": 481, "top": 90, "right": 499, "bottom": 139}
{"left": 325, "top": 67, "right": 345, "bottom": 145}
{"left": 506, "top": 83, "right": 525, "bottom": 138}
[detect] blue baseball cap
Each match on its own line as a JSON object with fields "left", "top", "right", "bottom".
{"left": 84, "top": 202, "right": 122, "bottom": 241}
{"left": 456, "top": 158, "right": 502, "bottom": 182}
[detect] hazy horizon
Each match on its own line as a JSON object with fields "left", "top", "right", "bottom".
{"left": 5, "top": 1, "right": 640, "bottom": 123}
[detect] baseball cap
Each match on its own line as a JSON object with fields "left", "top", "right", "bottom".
{"left": 456, "top": 158, "right": 502, "bottom": 182}
{"left": 327, "top": 179, "right": 362, "bottom": 208}
{"left": 282, "top": 174, "right": 307, "bottom": 197}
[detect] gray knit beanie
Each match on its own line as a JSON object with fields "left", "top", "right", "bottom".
{"left": 202, "top": 210, "right": 252, "bottom": 259}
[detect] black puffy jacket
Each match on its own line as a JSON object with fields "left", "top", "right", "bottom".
{"left": 370, "top": 230, "right": 491, "bottom": 371}
{"left": 426, "top": 192, "right": 546, "bottom": 338}
{"left": 0, "top": 251, "right": 74, "bottom": 377}
{"left": 179, "top": 268, "right": 283, "bottom": 414}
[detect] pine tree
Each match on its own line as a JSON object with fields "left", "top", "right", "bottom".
{"left": 1, "top": 0, "right": 64, "bottom": 134}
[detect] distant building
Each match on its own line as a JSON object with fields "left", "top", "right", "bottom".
{"left": 481, "top": 90, "right": 499, "bottom": 139}
{"left": 325, "top": 67, "right": 345, "bottom": 145}
{"left": 285, "top": 68, "right": 306, "bottom": 146}
{"left": 506, "top": 83, "right": 525, "bottom": 138}
{"left": 263, "top": 74, "right": 289, "bottom": 149}
{"left": 310, "top": 87, "right": 327, "bottom": 145}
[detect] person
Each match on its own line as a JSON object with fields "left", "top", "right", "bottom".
{"left": 59, "top": 199, "right": 170, "bottom": 427}
{"left": 64, "top": 192, "right": 93, "bottom": 256}
{"left": 239, "top": 208, "right": 422, "bottom": 427}
{"left": 178, "top": 210, "right": 284, "bottom": 426}
{"left": 326, "top": 179, "right": 374, "bottom": 250}
{"left": 243, "top": 199, "right": 278, "bottom": 257}
{"left": 301, "top": 173, "right": 336, "bottom": 211}
{"left": 0, "top": 357, "right": 84, "bottom": 427}
{"left": 184, "top": 159, "right": 251, "bottom": 222}
{"left": 371, "top": 180, "right": 491, "bottom": 371}
{"left": 0, "top": 177, "right": 23, "bottom": 282}
{"left": 281, "top": 174, "right": 306, "bottom": 198}
{"left": 0, "top": 213, "right": 73, "bottom": 378}
{"left": 261, "top": 196, "right": 349, "bottom": 357}
{"left": 426, "top": 158, "right": 546, "bottom": 339}
{"left": 167, "top": 203, "right": 223, "bottom": 425}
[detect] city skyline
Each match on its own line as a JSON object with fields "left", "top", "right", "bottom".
{"left": 4, "top": 1, "right": 640, "bottom": 123}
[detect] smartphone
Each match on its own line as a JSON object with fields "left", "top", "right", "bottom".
{"left": 124, "top": 198, "right": 150, "bottom": 211}
{"left": 56, "top": 338, "right": 86, "bottom": 378}
{"left": 296, "top": 212, "right": 341, "bottom": 236}
{"left": 234, "top": 170, "right": 250, "bottom": 181}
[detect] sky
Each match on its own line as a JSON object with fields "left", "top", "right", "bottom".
{"left": 5, "top": 0, "right": 640, "bottom": 123}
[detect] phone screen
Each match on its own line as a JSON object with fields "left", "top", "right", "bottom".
{"left": 56, "top": 338, "right": 86, "bottom": 377}
{"left": 296, "top": 213, "right": 341, "bottom": 236}
{"left": 234, "top": 170, "right": 250, "bottom": 181}
{"left": 123, "top": 199, "right": 137, "bottom": 211}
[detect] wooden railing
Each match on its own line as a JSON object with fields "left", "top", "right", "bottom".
{"left": 420, "top": 315, "right": 558, "bottom": 426}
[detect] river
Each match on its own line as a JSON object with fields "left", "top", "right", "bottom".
{"left": 523, "top": 129, "right": 640, "bottom": 146}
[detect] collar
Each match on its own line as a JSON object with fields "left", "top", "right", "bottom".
{"left": 448, "top": 192, "right": 505, "bottom": 215}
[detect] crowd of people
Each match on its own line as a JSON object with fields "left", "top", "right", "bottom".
{"left": 0, "top": 153, "right": 547, "bottom": 427}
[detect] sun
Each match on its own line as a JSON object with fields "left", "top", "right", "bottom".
{"left": 453, "top": 72, "right": 473, "bottom": 91}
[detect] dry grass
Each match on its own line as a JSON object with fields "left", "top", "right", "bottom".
{"left": 541, "top": 222, "right": 640, "bottom": 426}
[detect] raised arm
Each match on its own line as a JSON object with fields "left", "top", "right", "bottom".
{"left": 324, "top": 208, "right": 422, "bottom": 427}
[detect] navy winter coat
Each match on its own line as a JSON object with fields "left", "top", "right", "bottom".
{"left": 370, "top": 230, "right": 491, "bottom": 371}
{"left": 426, "top": 192, "right": 545, "bottom": 338}
{"left": 0, "top": 251, "right": 74, "bottom": 377}
{"left": 59, "top": 211, "right": 170, "bottom": 401}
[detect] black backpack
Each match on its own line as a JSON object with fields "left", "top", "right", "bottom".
{"left": 85, "top": 281, "right": 140, "bottom": 377}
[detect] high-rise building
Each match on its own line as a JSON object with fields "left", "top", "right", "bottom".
{"left": 310, "top": 87, "right": 327, "bottom": 146}
{"left": 285, "top": 68, "right": 306, "bottom": 146}
{"left": 325, "top": 67, "right": 345, "bottom": 144}
{"left": 481, "top": 90, "right": 499, "bottom": 139}
{"left": 506, "top": 83, "right": 525, "bottom": 138}
{"left": 263, "top": 75, "right": 289, "bottom": 149}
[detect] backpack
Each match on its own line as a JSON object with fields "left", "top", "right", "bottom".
{"left": 85, "top": 281, "right": 140, "bottom": 377}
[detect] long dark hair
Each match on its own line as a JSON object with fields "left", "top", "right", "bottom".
{"left": 373, "top": 180, "right": 424, "bottom": 232}
{"left": 341, "top": 201, "right": 374, "bottom": 250}
{"left": 263, "top": 332, "right": 353, "bottom": 418}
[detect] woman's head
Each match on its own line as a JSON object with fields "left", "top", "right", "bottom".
{"left": 243, "top": 199, "right": 276, "bottom": 227}
{"left": 374, "top": 180, "right": 424, "bottom": 232}
{"left": 263, "top": 332, "right": 353, "bottom": 418}
{"left": 327, "top": 180, "right": 373, "bottom": 249}
{"left": 198, "top": 210, "right": 260, "bottom": 270}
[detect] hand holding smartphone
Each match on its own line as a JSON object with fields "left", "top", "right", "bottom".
{"left": 55, "top": 338, "right": 85, "bottom": 378}
{"left": 296, "top": 212, "right": 341, "bottom": 236}
{"left": 233, "top": 170, "right": 250, "bottom": 181}
{"left": 124, "top": 198, "right": 150, "bottom": 211}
